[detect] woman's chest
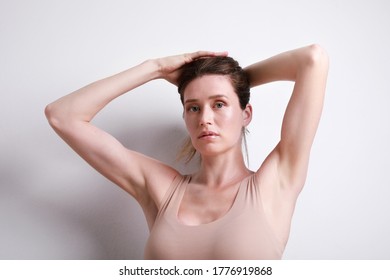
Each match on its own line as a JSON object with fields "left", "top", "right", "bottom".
{"left": 145, "top": 202, "right": 283, "bottom": 259}
{"left": 177, "top": 183, "right": 241, "bottom": 226}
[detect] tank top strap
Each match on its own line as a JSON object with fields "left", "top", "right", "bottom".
{"left": 240, "top": 173, "right": 263, "bottom": 209}
{"left": 156, "top": 175, "right": 190, "bottom": 220}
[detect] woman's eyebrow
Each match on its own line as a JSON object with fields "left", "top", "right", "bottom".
{"left": 184, "top": 95, "right": 228, "bottom": 104}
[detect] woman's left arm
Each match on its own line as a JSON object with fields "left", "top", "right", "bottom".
{"left": 245, "top": 44, "right": 329, "bottom": 193}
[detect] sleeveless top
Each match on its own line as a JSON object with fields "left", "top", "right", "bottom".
{"left": 144, "top": 174, "right": 284, "bottom": 259}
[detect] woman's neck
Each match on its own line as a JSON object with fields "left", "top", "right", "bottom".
{"left": 193, "top": 149, "right": 252, "bottom": 188}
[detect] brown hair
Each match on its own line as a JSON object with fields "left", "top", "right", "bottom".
{"left": 177, "top": 56, "right": 251, "bottom": 163}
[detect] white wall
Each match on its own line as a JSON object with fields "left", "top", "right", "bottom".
{"left": 1, "top": 0, "right": 389, "bottom": 259}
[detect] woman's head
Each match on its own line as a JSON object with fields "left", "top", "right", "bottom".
{"left": 177, "top": 56, "right": 251, "bottom": 163}
{"left": 178, "top": 56, "right": 250, "bottom": 109}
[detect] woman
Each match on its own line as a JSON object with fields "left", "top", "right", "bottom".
{"left": 45, "top": 44, "right": 329, "bottom": 259}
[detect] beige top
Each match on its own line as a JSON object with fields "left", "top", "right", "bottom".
{"left": 144, "top": 174, "right": 284, "bottom": 260}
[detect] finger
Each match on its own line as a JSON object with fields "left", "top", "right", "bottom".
{"left": 195, "top": 50, "right": 228, "bottom": 57}
{"left": 186, "top": 50, "right": 228, "bottom": 62}
{"left": 211, "top": 51, "right": 229, "bottom": 57}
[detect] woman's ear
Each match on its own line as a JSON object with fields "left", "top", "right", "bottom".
{"left": 242, "top": 103, "right": 253, "bottom": 126}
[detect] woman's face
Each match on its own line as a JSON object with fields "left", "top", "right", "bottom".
{"left": 183, "top": 75, "right": 252, "bottom": 157}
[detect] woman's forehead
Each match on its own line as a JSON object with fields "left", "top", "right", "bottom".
{"left": 183, "top": 75, "right": 236, "bottom": 101}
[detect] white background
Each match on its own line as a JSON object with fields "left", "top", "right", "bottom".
{"left": 1, "top": 0, "right": 389, "bottom": 259}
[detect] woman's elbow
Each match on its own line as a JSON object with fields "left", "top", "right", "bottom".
{"left": 44, "top": 102, "right": 65, "bottom": 130}
{"left": 306, "top": 44, "right": 329, "bottom": 68}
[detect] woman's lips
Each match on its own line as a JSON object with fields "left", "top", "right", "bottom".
{"left": 198, "top": 131, "right": 219, "bottom": 139}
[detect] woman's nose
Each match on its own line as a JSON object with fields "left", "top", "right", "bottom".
{"left": 199, "top": 107, "right": 213, "bottom": 126}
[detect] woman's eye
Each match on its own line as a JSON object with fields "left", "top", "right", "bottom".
{"left": 215, "top": 102, "right": 224, "bottom": 109}
{"left": 188, "top": 105, "right": 200, "bottom": 112}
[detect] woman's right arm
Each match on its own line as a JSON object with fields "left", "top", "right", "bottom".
{"left": 45, "top": 60, "right": 179, "bottom": 206}
{"left": 45, "top": 51, "right": 225, "bottom": 209}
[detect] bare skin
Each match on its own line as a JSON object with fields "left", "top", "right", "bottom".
{"left": 45, "top": 45, "right": 329, "bottom": 250}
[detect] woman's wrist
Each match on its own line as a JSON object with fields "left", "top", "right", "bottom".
{"left": 135, "top": 59, "right": 162, "bottom": 81}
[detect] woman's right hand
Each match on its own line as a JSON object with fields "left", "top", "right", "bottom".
{"left": 155, "top": 51, "right": 228, "bottom": 85}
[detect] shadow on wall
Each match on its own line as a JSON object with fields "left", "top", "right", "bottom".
{"left": 0, "top": 120, "right": 198, "bottom": 259}
{"left": 115, "top": 119, "right": 199, "bottom": 175}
